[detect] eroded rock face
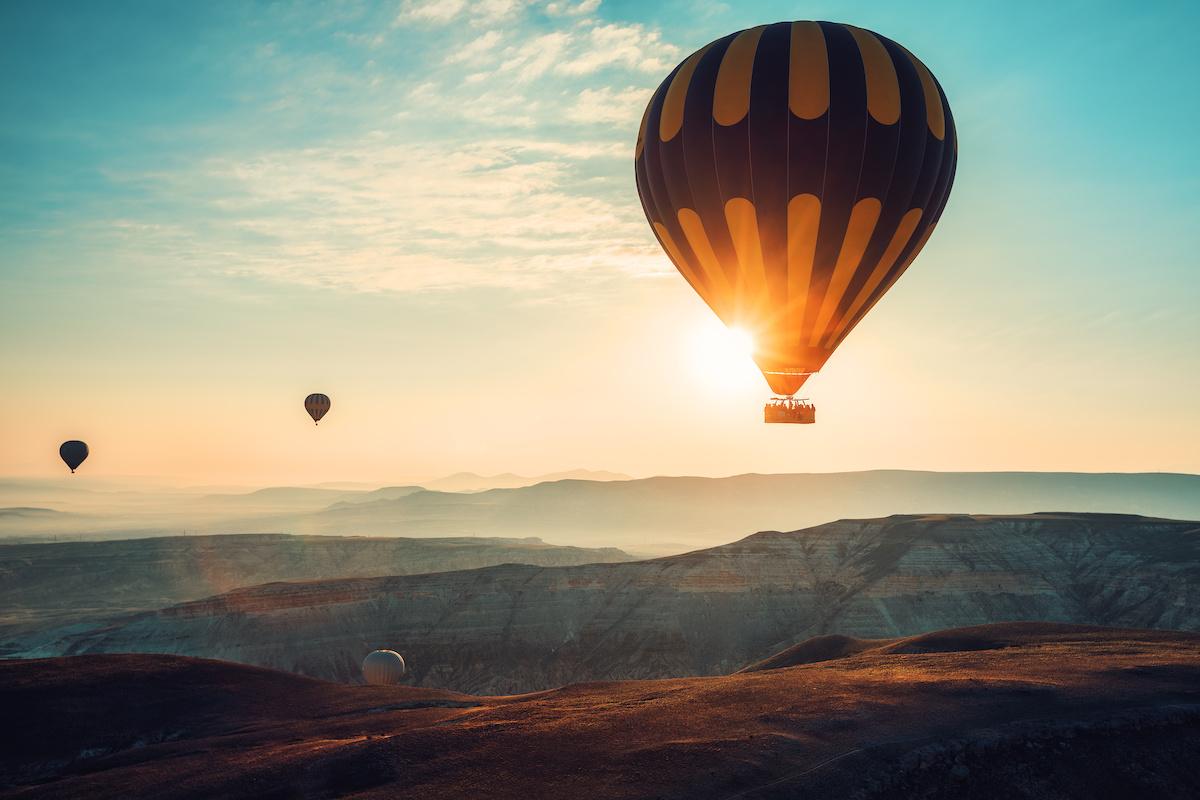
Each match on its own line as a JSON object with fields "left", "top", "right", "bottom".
{"left": 17, "top": 513, "right": 1200, "bottom": 694}
{"left": 0, "top": 533, "right": 631, "bottom": 635}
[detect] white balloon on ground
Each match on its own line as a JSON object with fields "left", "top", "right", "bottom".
{"left": 362, "top": 650, "right": 406, "bottom": 685}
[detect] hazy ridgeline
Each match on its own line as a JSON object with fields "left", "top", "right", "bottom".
{"left": 3, "top": 471, "right": 1199, "bottom": 554}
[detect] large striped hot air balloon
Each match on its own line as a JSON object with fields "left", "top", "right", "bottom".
{"left": 635, "top": 21, "right": 956, "bottom": 423}
{"left": 304, "top": 393, "right": 331, "bottom": 426}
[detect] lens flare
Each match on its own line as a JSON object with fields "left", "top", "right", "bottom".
{"left": 688, "top": 321, "right": 762, "bottom": 394}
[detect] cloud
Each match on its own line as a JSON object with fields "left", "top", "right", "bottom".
{"left": 557, "top": 22, "right": 679, "bottom": 75}
{"left": 546, "top": 0, "right": 602, "bottom": 15}
{"left": 566, "top": 86, "right": 652, "bottom": 125}
{"left": 399, "top": 0, "right": 603, "bottom": 26}
{"left": 445, "top": 30, "right": 503, "bottom": 64}
{"left": 103, "top": 134, "right": 664, "bottom": 295}
{"left": 396, "top": 0, "right": 528, "bottom": 26}
{"left": 396, "top": 0, "right": 468, "bottom": 24}
{"left": 91, "top": 0, "right": 679, "bottom": 297}
{"left": 498, "top": 31, "right": 573, "bottom": 81}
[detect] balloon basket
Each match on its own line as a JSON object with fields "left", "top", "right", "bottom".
{"left": 764, "top": 397, "right": 815, "bottom": 424}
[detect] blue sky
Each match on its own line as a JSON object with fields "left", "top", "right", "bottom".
{"left": 2, "top": 0, "right": 1198, "bottom": 482}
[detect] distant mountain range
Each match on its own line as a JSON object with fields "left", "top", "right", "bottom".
{"left": 16, "top": 513, "right": 1198, "bottom": 694}
{"left": 220, "top": 470, "right": 1200, "bottom": 552}
{"left": 0, "top": 508, "right": 60, "bottom": 518}
{"left": 3, "top": 470, "right": 1198, "bottom": 553}
{"left": 417, "top": 470, "right": 631, "bottom": 493}
{"left": 197, "top": 485, "right": 425, "bottom": 513}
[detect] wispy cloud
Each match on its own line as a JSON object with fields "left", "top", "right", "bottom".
{"left": 397, "top": 0, "right": 528, "bottom": 26}
{"left": 557, "top": 22, "right": 678, "bottom": 75}
{"left": 104, "top": 135, "right": 665, "bottom": 294}
{"left": 498, "top": 31, "right": 574, "bottom": 81}
{"left": 567, "top": 86, "right": 653, "bottom": 125}
{"left": 91, "top": 0, "right": 680, "bottom": 296}
{"left": 546, "top": 0, "right": 602, "bottom": 15}
{"left": 445, "top": 30, "right": 504, "bottom": 64}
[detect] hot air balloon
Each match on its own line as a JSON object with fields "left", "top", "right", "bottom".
{"left": 635, "top": 21, "right": 956, "bottom": 423}
{"left": 304, "top": 393, "right": 331, "bottom": 426}
{"left": 362, "top": 649, "right": 406, "bottom": 685}
{"left": 59, "top": 440, "right": 89, "bottom": 473}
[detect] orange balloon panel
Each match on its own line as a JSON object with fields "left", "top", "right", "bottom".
{"left": 635, "top": 21, "right": 956, "bottom": 395}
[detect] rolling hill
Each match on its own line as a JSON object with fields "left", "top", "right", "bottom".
{"left": 3, "top": 623, "right": 1199, "bottom": 799}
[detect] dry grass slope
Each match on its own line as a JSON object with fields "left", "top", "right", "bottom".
{"left": 3, "top": 622, "right": 1199, "bottom": 799}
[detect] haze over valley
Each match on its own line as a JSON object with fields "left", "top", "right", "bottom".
{"left": 4, "top": 470, "right": 1198, "bottom": 553}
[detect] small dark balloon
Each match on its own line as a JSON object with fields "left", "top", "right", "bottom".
{"left": 304, "top": 393, "right": 331, "bottom": 425}
{"left": 59, "top": 440, "right": 89, "bottom": 473}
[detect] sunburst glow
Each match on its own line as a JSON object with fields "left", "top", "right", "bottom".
{"left": 688, "top": 320, "right": 763, "bottom": 394}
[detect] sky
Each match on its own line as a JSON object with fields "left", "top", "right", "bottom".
{"left": 2, "top": 0, "right": 1198, "bottom": 485}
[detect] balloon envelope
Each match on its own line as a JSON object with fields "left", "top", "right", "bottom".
{"left": 635, "top": 21, "right": 956, "bottom": 395}
{"left": 304, "top": 393, "right": 331, "bottom": 424}
{"left": 362, "top": 650, "right": 406, "bottom": 685}
{"left": 59, "top": 440, "right": 89, "bottom": 473}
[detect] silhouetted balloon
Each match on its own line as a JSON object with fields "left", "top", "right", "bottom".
{"left": 635, "top": 21, "right": 956, "bottom": 396}
{"left": 59, "top": 441, "right": 89, "bottom": 473}
{"left": 304, "top": 393, "right": 331, "bottom": 425}
{"left": 362, "top": 650, "right": 406, "bottom": 685}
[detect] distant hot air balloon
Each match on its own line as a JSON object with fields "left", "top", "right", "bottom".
{"left": 59, "top": 440, "right": 89, "bottom": 473}
{"left": 362, "top": 649, "right": 406, "bottom": 685}
{"left": 304, "top": 393, "right": 331, "bottom": 426}
{"left": 635, "top": 21, "right": 956, "bottom": 423}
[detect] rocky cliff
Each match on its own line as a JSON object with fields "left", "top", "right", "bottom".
{"left": 14, "top": 513, "right": 1199, "bottom": 694}
{"left": 0, "top": 533, "right": 630, "bottom": 638}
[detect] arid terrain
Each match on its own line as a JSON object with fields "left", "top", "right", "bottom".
{"left": 14, "top": 513, "right": 1197, "bottom": 693}
{"left": 3, "top": 623, "right": 1199, "bottom": 799}
{"left": 0, "top": 533, "right": 630, "bottom": 641}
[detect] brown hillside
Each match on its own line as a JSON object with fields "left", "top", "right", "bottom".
{"left": 4, "top": 623, "right": 1200, "bottom": 799}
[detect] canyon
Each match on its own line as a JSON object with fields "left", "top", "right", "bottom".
{"left": 14, "top": 513, "right": 1197, "bottom": 694}
{"left": 0, "top": 533, "right": 630, "bottom": 645}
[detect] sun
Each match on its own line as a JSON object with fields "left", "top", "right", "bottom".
{"left": 687, "top": 320, "right": 762, "bottom": 394}
{"left": 724, "top": 327, "right": 756, "bottom": 360}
